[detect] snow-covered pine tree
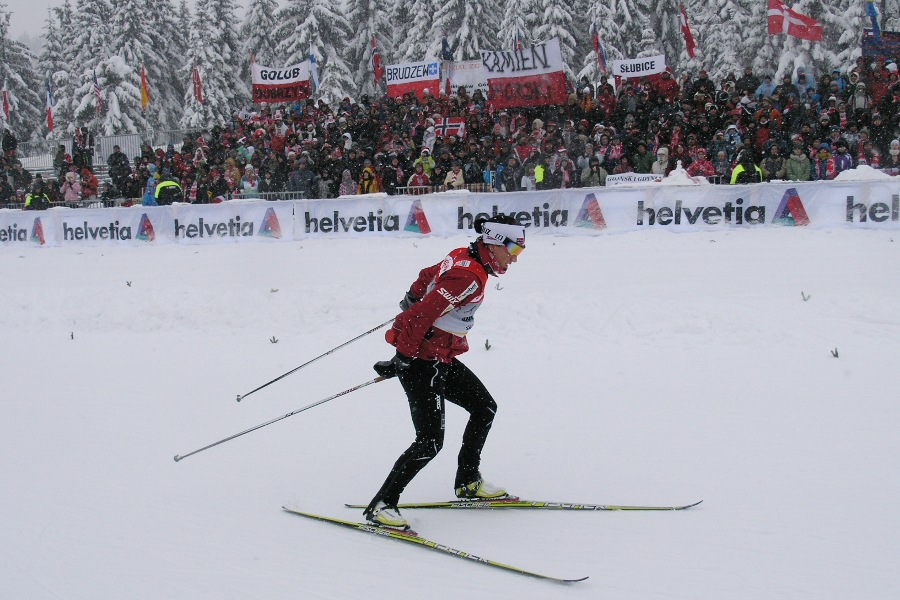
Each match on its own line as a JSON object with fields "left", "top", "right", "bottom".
{"left": 394, "top": 0, "right": 436, "bottom": 62}
{"left": 148, "top": 0, "right": 190, "bottom": 130}
{"left": 174, "top": 0, "right": 192, "bottom": 48}
{"left": 181, "top": 0, "right": 248, "bottom": 128}
{"left": 498, "top": 0, "right": 536, "bottom": 49}
{"left": 106, "top": 0, "right": 155, "bottom": 132}
{"left": 208, "top": 0, "right": 250, "bottom": 107}
{"left": 70, "top": 0, "right": 112, "bottom": 132}
{"left": 275, "top": 0, "right": 354, "bottom": 104}
{"left": 692, "top": 0, "right": 750, "bottom": 81}
{"left": 568, "top": 0, "right": 594, "bottom": 77}
{"left": 822, "top": 0, "right": 863, "bottom": 72}
{"left": 644, "top": 0, "right": 685, "bottom": 70}
{"left": 531, "top": 0, "right": 577, "bottom": 80}
{"left": 427, "top": 0, "right": 499, "bottom": 63}
{"left": 593, "top": 0, "right": 657, "bottom": 67}
{"left": 0, "top": 5, "right": 42, "bottom": 140}
{"left": 93, "top": 56, "right": 146, "bottom": 135}
{"left": 882, "top": 0, "right": 900, "bottom": 32}
{"left": 242, "top": 0, "right": 280, "bottom": 67}
{"left": 344, "top": 0, "right": 395, "bottom": 97}
{"left": 43, "top": 1, "right": 77, "bottom": 137}
{"left": 575, "top": 1, "right": 607, "bottom": 87}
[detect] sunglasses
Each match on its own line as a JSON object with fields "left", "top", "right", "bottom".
{"left": 504, "top": 238, "right": 525, "bottom": 256}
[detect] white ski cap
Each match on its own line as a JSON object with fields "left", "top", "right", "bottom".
{"left": 480, "top": 221, "right": 525, "bottom": 247}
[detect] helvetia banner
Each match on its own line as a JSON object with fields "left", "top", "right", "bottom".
{"left": 478, "top": 38, "right": 568, "bottom": 108}
{"left": 3, "top": 181, "right": 900, "bottom": 248}
{"left": 252, "top": 61, "right": 311, "bottom": 103}
{"left": 385, "top": 60, "right": 441, "bottom": 100}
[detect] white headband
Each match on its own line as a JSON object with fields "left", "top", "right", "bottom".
{"left": 481, "top": 222, "right": 525, "bottom": 247}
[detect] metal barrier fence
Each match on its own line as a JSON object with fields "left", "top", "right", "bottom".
{"left": 224, "top": 191, "right": 306, "bottom": 202}
{"left": 14, "top": 128, "right": 203, "bottom": 173}
{"left": 393, "top": 183, "right": 497, "bottom": 195}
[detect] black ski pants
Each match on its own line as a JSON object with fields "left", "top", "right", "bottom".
{"left": 368, "top": 357, "right": 497, "bottom": 509}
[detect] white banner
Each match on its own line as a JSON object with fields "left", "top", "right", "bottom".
{"left": 2, "top": 181, "right": 899, "bottom": 248}
{"left": 442, "top": 60, "right": 489, "bottom": 97}
{"left": 251, "top": 61, "right": 311, "bottom": 103}
{"left": 385, "top": 60, "right": 440, "bottom": 99}
{"left": 610, "top": 55, "right": 667, "bottom": 78}
{"left": 605, "top": 173, "right": 661, "bottom": 186}
{"left": 477, "top": 38, "right": 568, "bottom": 108}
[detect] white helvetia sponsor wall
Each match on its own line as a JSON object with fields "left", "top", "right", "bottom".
{"left": 1, "top": 181, "right": 899, "bottom": 247}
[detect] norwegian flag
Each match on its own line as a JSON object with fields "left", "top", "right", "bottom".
{"left": 678, "top": 3, "right": 697, "bottom": 58}
{"left": 93, "top": 69, "right": 103, "bottom": 115}
{"left": 767, "top": 0, "right": 823, "bottom": 41}
{"left": 433, "top": 117, "right": 465, "bottom": 138}
{"left": 46, "top": 78, "right": 54, "bottom": 131}
{"left": 371, "top": 36, "right": 384, "bottom": 84}
{"left": 591, "top": 20, "right": 607, "bottom": 73}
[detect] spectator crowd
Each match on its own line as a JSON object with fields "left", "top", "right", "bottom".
{"left": 6, "top": 55, "right": 900, "bottom": 209}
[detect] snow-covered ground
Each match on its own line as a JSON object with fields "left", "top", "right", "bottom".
{"left": 2, "top": 228, "right": 898, "bottom": 599}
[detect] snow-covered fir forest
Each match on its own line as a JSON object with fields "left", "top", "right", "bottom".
{"left": 2, "top": 0, "right": 900, "bottom": 141}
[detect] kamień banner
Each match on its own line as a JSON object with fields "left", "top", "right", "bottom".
{"left": 2, "top": 181, "right": 899, "bottom": 248}
{"left": 478, "top": 38, "right": 568, "bottom": 108}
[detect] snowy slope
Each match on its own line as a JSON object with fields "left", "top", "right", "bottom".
{"left": 2, "top": 229, "right": 898, "bottom": 599}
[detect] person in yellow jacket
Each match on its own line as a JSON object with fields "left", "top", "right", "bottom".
{"left": 358, "top": 166, "right": 381, "bottom": 194}
{"left": 729, "top": 149, "right": 764, "bottom": 184}
{"left": 155, "top": 177, "right": 183, "bottom": 205}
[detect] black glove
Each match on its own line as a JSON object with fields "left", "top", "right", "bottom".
{"left": 399, "top": 291, "right": 420, "bottom": 312}
{"left": 373, "top": 351, "right": 414, "bottom": 379}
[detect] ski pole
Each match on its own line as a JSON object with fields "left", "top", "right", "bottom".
{"left": 175, "top": 376, "right": 388, "bottom": 463}
{"left": 236, "top": 318, "right": 394, "bottom": 402}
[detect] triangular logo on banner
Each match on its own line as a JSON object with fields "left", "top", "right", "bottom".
{"left": 772, "top": 188, "right": 810, "bottom": 226}
{"left": 575, "top": 193, "right": 607, "bottom": 229}
{"left": 30, "top": 218, "right": 46, "bottom": 245}
{"left": 404, "top": 199, "right": 431, "bottom": 234}
{"left": 258, "top": 207, "right": 282, "bottom": 238}
{"left": 137, "top": 213, "right": 156, "bottom": 241}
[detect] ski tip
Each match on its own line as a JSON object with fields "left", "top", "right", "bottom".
{"left": 565, "top": 576, "right": 590, "bottom": 583}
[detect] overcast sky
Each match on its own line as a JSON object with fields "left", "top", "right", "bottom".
{"left": 5, "top": 0, "right": 254, "bottom": 42}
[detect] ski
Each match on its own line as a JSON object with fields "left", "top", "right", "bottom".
{"left": 345, "top": 498, "right": 703, "bottom": 511}
{"left": 282, "top": 506, "right": 588, "bottom": 583}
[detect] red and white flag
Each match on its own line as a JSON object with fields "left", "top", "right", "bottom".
{"left": 372, "top": 36, "right": 384, "bottom": 84}
{"left": 192, "top": 65, "right": 204, "bottom": 104}
{"left": 479, "top": 37, "right": 569, "bottom": 109}
{"left": 1, "top": 79, "right": 9, "bottom": 123}
{"left": 678, "top": 3, "right": 697, "bottom": 58}
{"left": 46, "top": 78, "right": 54, "bottom": 131}
{"left": 385, "top": 60, "right": 440, "bottom": 100}
{"left": 767, "top": 0, "right": 823, "bottom": 41}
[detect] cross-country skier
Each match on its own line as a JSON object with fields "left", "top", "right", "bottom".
{"left": 364, "top": 215, "right": 526, "bottom": 529}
